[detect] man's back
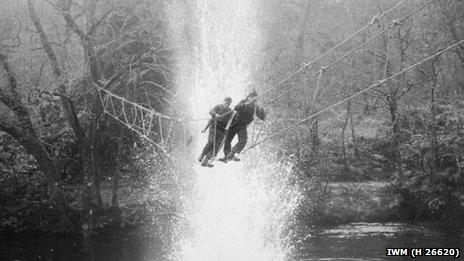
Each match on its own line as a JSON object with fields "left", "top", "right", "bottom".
{"left": 233, "top": 99, "right": 265, "bottom": 127}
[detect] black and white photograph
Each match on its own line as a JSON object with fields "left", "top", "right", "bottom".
{"left": 0, "top": 0, "right": 463, "bottom": 260}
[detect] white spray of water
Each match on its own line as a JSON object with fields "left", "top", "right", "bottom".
{"left": 167, "top": 1, "right": 301, "bottom": 260}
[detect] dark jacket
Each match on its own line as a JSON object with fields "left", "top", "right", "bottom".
{"left": 233, "top": 99, "right": 266, "bottom": 127}
{"left": 209, "top": 104, "right": 233, "bottom": 129}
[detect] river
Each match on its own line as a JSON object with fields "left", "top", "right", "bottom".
{"left": 2, "top": 222, "right": 463, "bottom": 261}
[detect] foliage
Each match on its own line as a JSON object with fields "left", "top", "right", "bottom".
{"left": 0, "top": 132, "right": 69, "bottom": 233}
{"left": 394, "top": 103, "right": 464, "bottom": 221}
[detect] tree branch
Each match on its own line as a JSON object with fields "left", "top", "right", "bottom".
{"left": 27, "top": 0, "right": 85, "bottom": 142}
{"left": 88, "top": 9, "right": 113, "bottom": 36}
{"left": 27, "top": 0, "right": 62, "bottom": 78}
{"left": 0, "top": 54, "right": 29, "bottom": 118}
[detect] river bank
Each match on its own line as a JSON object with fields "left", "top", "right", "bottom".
{"left": 319, "top": 182, "right": 399, "bottom": 225}
{"left": 1, "top": 180, "right": 398, "bottom": 234}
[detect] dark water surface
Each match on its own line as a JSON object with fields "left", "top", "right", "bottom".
{"left": 297, "top": 222, "right": 464, "bottom": 260}
{"left": 0, "top": 226, "right": 169, "bottom": 261}
{"left": 1, "top": 222, "right": 463, "bottom": 261}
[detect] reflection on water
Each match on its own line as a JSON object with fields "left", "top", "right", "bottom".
{"left": 0, "top": 226, "right": 168, "bottom": 261}
{"left": 296, "top": 222, "right": 464, "bottom": 261}
{"left": 2, "top": 222, "right": 463, "bottom": 261}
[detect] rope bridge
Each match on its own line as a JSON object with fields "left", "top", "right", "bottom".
{"left": 93, "top": 0, "right": 463, "bottom": 158}
{"left": 97, "top": 87, "right": 177, "bottom": 153}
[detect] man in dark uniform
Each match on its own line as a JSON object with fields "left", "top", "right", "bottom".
{"left": 198, "top": 97, "right": 233, "bottom": 167}
{"left": 220, "top": 90, "right": 266, "bottom": 163}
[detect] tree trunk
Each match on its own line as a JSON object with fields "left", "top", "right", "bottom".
{"left": 429, "top": 82, "right": 439, "bottom": 174}
{"left": 388, "top": 97, "right": 403, "bottom": 175}
{"left": 81, "top": 100, "right": 104, "bottom": 234}
{"left": 0, "top": 54, "right": 71, "bottom": 227}
{"left": 81, "top": 145, "right": 97, "bottom": 234}
{"left": 347, "top": 101, "right": 360, "bottom": 159}
{"left": 60, "top": 2, "right": 105, "bottom": 234}
{"left": 19, "top": 130, "right": 70, "bottom": 226}
{"left": 112, "top": 169, "right": 120, "bottom": 208}
{"left": 310, "top": 116, "right": 320, "bottom": 152}
{"left": 341, "top": 105, "right": 349, "bottom": 173}
{"left": 90, "top": 119, "right": 103, "bottom": 210}
{"left": 112, "top": 128, "right": 127, "bottom": 209}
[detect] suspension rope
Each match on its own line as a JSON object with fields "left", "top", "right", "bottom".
{"left": 264, "top": 0, "right": 435, "bottom": 105}
{"left": 257, "top": 0, "right": 411, "bottom": 102}
{"left": 97, "top": 86, "right": 174, "bottom": 120}
{"left": 242, "top": 38, "right": 464, "bottom": 154}
{"left": 252, "top": 120, "right": 266, "bottom": 146}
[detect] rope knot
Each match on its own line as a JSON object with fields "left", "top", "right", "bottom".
{"left": 370, "top": 14, "right": 380, "bottom": 25}
{"left": 377, "top": 79, "right": 387, "bottom": 86}
{"left": 393, "top": 19, "right": 403, "bottom": 27}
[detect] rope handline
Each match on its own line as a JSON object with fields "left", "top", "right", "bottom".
{"left": 213, "top": 120, "right": 217, "bottom": 159}
{"left": 97, "top": 87, "right": 107, "bottom": 113}
{"left": 165, "top": 120, "right": 175, "bottom": 148}
{"left": 252, "top": 120, "right": 266, "bottom": 146}
{"left": 141, "top": 107, "right": 146, "bottom": 135}
{"left": 159, "top": 116, "right": 164, "bottom": 145}
{"left": 249, "top": 106, "right": 266, "bottom": 146}
{"left": 264, "top": 0, "right": 435, "bottom": 106}
{"left": 242, "top": 38, "right": 464, "bottom": 154}
{"left": 132, "top": 105, "right": 138, "bottom": 126}
{"left": 109, "top": 96, "right": 118, "bottom": 117}
{"left": 210, "top": 111, "right": 236, "bottom": 162}
{"left": 147, "top": 112, "right": 154, "bottom": 135}
{"left": 257, "top": 0, "right": 411, "bottom": 102}
{"left": 121, "top": 99, "right": 129, "bottom": 125}
{"left": 97, "top": 86, "right": 174, "bottom": 120}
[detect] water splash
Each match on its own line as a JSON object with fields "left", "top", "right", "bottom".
{"left": 167, "top": 0, "right": 301, "bottom": 260}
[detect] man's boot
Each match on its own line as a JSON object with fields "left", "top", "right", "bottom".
{"left": 219, "top": 151, "right": 231, "bottom": 163}
{"left": 225, "top": 151, "right": 236, "bottom": 162}
{"left": 201, "top": 156, "right": 214, "bottom": 168}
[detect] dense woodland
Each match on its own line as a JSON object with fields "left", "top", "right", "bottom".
{"left": 1, "top": 0, "right": 463, "bottom": 237}
{"left": 256, "top": 0, "right": 464, "bottom": 224}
